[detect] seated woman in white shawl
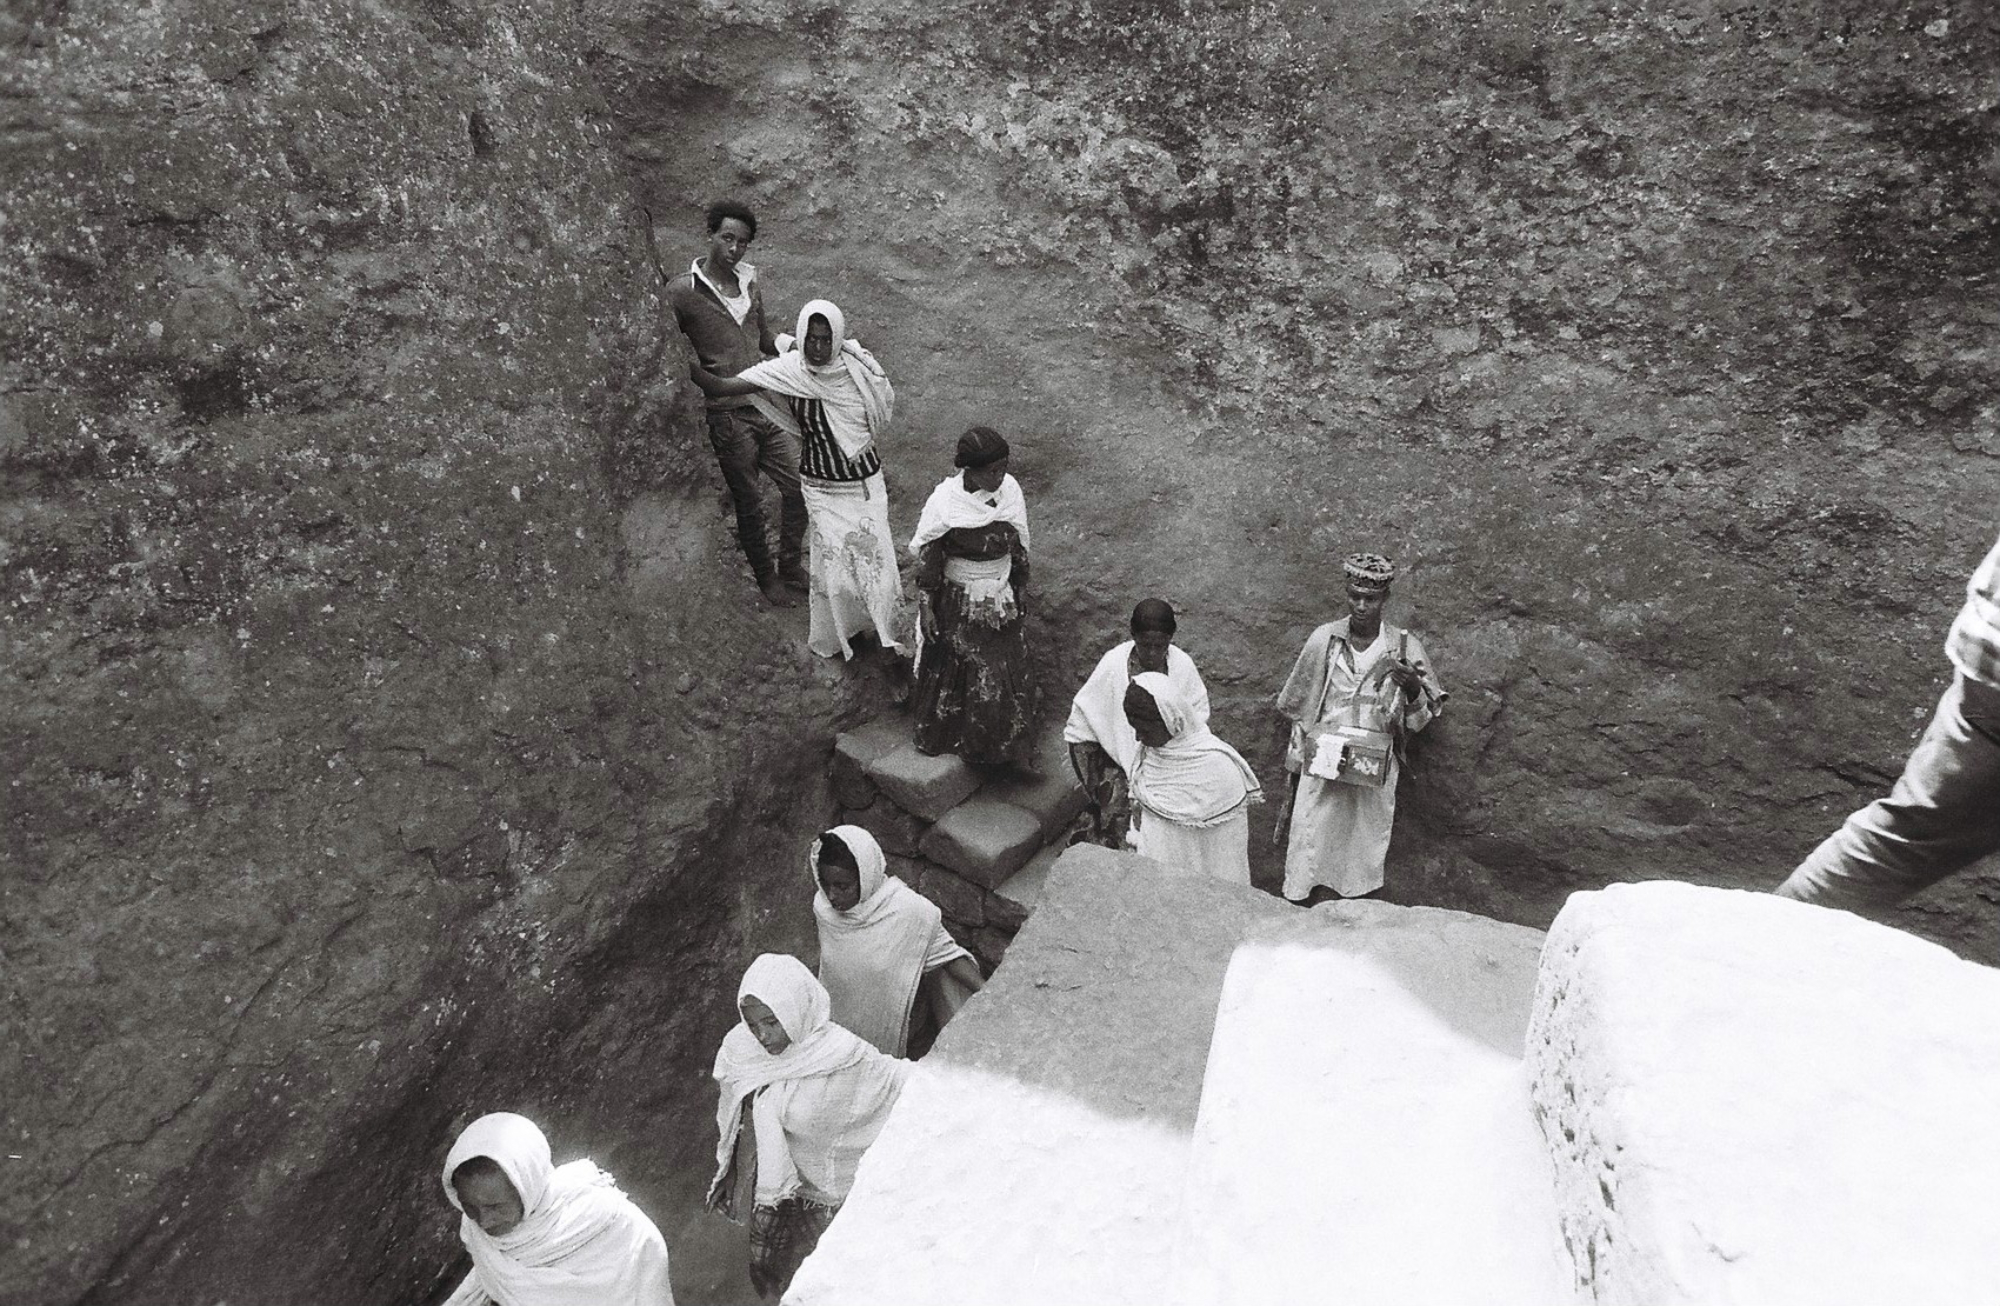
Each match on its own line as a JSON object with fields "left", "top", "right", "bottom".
{"left": 811, "top": 825, "right": 985, "bottom": 1058}
{"left": 1123, "top": 672, "right": 1263, "bottom": 885}
{"left": 706, "top": 954, "right": 911, "bottom": 1300}
{"left": 440, "top": 1111, "right": 675, "bottom": 1306}
{"left": 692, "top": 299, "right": 905, "bottom": 661}
{"left": 1064, "top": 598, "right": 1212, "bottom": 847}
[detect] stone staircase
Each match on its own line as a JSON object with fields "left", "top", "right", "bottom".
{"left": 829, "top": 712, "right": 1085, "bottom": 972}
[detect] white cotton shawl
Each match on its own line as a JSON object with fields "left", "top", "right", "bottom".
{"left": 1129, "top": 672, "right": 1262, "bottom": 828}
{"left": 907, "top": 472, "right": 1031, "bottom": 556}
{"left": 734, "top": 299, "right": 894, "bottom": 460}
{"left": 1064, "top": 641, "right": 1211, "bottom": 775}
{"left": 440, "top": 1113, "right": 675, "bottom": 1306}
{"left": 812, "top": 826, "right": 971, "bottom": 1057}
{"left": 709, "top": 955, "right": 909, "bottom": 1210}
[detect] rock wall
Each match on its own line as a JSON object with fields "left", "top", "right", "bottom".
{"left": 2, "top": 3, "right": 892, "bottom": 1303}
{"left": 587, "top": 0, "right": 2000, "bottom": 957}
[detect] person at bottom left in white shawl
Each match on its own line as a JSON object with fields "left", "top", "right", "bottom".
{"left": 706, "top": 953, "right": 912, "bottom": 1300}
{"left": 440, "top": 1111, "right": 675, "bottom": 1306}
{"left": 811, "top": 824, "right": 985, "bottom": 1058}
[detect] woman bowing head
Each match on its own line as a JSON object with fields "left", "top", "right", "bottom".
{"left": 439, "top": 1112, "right": 675, "bottom": 1306}
{"left": 1123, "top": 672, "right": 1262, "bottom": 886}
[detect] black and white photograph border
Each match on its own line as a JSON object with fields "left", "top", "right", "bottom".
{"left": 5, "top": 1, "right": 1998, "bottom": 1303}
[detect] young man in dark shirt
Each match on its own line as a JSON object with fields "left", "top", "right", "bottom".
{"left": 665, "top": 200, "right": 806, "bottom": 608}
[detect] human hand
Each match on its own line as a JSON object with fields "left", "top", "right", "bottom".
{"left": 918, "top": 599, "right": 939, "bottom": 643}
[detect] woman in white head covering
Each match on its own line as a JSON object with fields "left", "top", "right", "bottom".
{"left": 694, "top": 299, "right": 907, "bottom": 661}
{"left": 706, "top": 954, "right": 911, "bottom": 1299}
{"left": 907, "top": 425, "right": 1036, "bottom": 764}
{"left": 811, "top": 825, "right": 985, "bottom": 1057}
{"left": 439, "top": 1112, "right": 675, "bottom": 1306}
{"left": 1122, "top": 672, "right": 1263, "bottom": 885}
{"left": 1064, "top": 598, "right": 1213, "bottom": 847}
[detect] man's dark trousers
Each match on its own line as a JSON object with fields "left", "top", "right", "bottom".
{"left": 706, "top": 404, "right": 805, "bottom": 583}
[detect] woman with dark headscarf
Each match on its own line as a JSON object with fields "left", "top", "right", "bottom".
{"left": 1063, "top": 599, "right": 1213, "bottom": 846}
{"left": 906, "top": 427, "right": 1035, "bottom": 763}
{"left": 440, "top": 1112, "right": 676, "bottom": 1306}
{"left": 694, "top": 299, "right": 906, "bottom": 661}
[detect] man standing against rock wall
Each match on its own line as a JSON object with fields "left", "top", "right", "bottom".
{"left": 667, "top": 199, "right": 806, "bottom": 608}
{"left": 1776, "top": 530, "right": 2000, "bottom": 910}
{"left": 1274, "top": 554, "right": 1445, "bottom": 904}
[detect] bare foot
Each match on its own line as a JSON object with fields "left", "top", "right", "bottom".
{"left": 759, "top": 575, "right": 797, "bottom": 608}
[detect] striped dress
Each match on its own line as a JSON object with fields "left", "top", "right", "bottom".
{"left": 794, "top": 395, "right": 882, "bottom": 484}
{"left": 785, "top": 394, "right": 904, "bottom": 659}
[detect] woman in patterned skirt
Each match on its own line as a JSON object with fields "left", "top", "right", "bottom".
{"left": 907, "top": 426, "right": 1035, "bottom": 764}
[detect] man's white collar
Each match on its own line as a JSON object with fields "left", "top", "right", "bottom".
{"left": 693, "top": 256, "right": 756, "bottom": 299}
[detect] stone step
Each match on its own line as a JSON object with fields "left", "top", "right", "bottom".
{"left": 992, "top": 840, "right": 1065, "bottom": 924}
{"left": 865, "top": 740, "right": 982, "bottom": 822}
{"left": 832, "top": 799, "right": 928, "bottom": 859}
{"left": 917, "top": 796, "right": 1043, "bottom": 889}
{"left": 831, "top": 715, "right": 911, "bottom": 809}
{"left": 889, "top": 854, "right": 984, "bottom": 928}
{"left": 979, "top": 726, "right": 1090, "bottom": 843}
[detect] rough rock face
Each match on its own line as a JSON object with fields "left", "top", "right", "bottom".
{"left": 3, "top": 3, "right": 890, "bottom": 1303}
{"left": 588, "top": 0, "right": 2000, "bottom": 954}
{"left": 1529, "top": 882, "right": 2000, "bottom": 1304}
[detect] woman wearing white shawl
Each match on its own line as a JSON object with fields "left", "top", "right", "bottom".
{"left": 694, "top": 299, "right": 906, "bottom": 661}
{"left": 1123, "top": 672, "right": 1263, "bottom": 885}
{"left": 908, "top": 426, "right": 1036, "bottom": 764}
{"left": 439, "top": 1112, "right": 675, "bottom": 1306}
{"left": 1064, "top": 598, "right": 1212, "bottom": 847}
{"left": 811, "top": 825, "right": 985, "bottom": 1057}
{"left": 706, "top": 954, "right": 911, "bottom": 1299}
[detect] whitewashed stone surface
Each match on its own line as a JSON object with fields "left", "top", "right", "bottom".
{"left": 1172, "top": 903, "right": 1568, "bottom": 1306}
{"left": 1529, "top": 881, "right": 2000, "bottom": 1306}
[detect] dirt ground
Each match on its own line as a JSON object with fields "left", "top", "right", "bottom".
{"left": 5, "top": 0, "right": 1997, "bottom": 1303}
